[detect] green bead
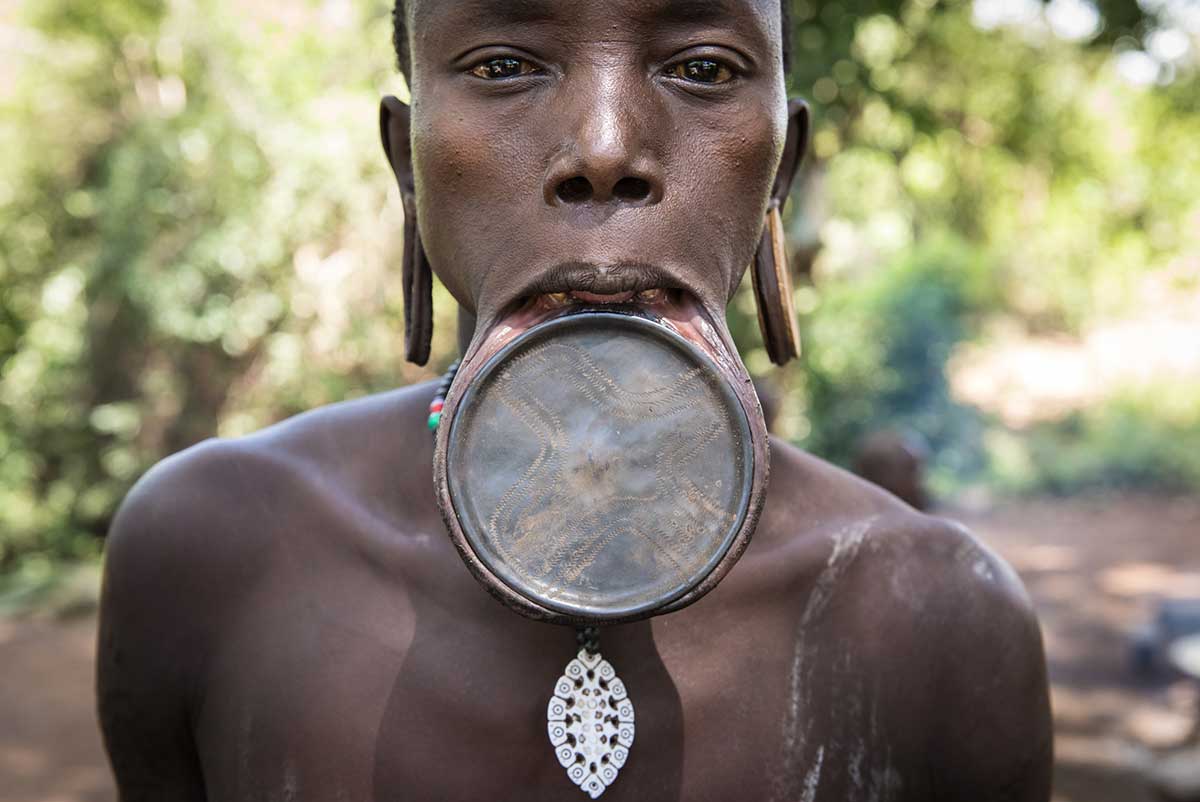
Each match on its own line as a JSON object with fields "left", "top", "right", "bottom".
{"left": 427, "top": 411, "right": 441, "bottom": 431}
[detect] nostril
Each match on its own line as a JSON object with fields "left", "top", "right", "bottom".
{"left": 556, "top": 176, "right": 593, "bottom": 204}
{"left": 613, "top": 177, "right": 651, "bottom": 203}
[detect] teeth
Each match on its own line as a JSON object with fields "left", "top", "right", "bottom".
{"left": 538, "top": 288, "right": 666, "bottom": 307}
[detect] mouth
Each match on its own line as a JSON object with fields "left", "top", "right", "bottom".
{"left": 490, "top": 261, "right": 693, "bottom": 331}
{"left": 471, "top": 261, "right": 734, "bottom": 369}
{"left": 518, "top": 260, "right": 684, "bottom": 306}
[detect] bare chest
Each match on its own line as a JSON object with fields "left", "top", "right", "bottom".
{"left": 193, "top": 623, "right": 784, "bottom": 798}
{"left": 192, "top": 550, "right": 922, "bottom": 801}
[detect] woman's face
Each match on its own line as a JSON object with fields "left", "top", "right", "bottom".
{"left": 391, "top": 0, "right": 797, "bottom": 346}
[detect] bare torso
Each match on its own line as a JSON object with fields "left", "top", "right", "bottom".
{"left": 98, "top": 382, "right": 1052, "bottom": 801}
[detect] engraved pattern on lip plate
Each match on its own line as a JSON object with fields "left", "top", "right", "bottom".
{"left": 446, "top": 312, "right": 754, "bottom": 620}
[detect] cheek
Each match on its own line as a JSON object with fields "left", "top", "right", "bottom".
{"left": 414, "top": 106, "right": 531, "bottom": 199}
{"left": 669, "top": 100, "right": 785, "bottom": 293}
{"left": 409, "top": 94, "right": 544, "bottom": 303}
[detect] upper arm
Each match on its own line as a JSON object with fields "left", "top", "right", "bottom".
{"left": 98, "top": 439, "right": 266, "bottom": 800}
{"left": 922, "top": 524, "right": 1053, "bottom": 802}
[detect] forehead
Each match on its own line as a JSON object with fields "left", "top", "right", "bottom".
{"left": 409, "top": 0, "right": 782, "bottom": 46}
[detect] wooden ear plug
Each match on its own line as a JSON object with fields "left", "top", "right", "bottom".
{"left": 750, "top": 204, "right": 801, "bottom": 366}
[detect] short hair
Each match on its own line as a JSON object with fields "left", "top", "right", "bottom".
{"left": 393, "top": 2, "right": 792, "bottom": 81}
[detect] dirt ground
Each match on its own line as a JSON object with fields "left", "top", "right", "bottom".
{"left": 1, "top": 493, "right": 1197, "bottom": 802}
{"left": 956, "top": 494, "right": 1200, "bottom": 802}
{"left": 0, "top": 613, "right": 111, "bottom": 802}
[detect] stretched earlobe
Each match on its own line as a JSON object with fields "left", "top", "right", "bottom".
{"left": 380, "top": 95, "right": 415, "bottom": 194}
{"left": 771, "top": 98, "right": 810, "bottom": 206}
{"left": 401, "top": 196, "right": 434, "bottom": 366}
{"left": 381, "top": 96, "right": 433, "bottom": 365}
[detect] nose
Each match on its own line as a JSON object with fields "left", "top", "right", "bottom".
{"left": 543, "top": 73, "right": 664, "bottom": 208}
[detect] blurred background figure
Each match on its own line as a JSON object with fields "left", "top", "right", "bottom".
{"left": 1, "top": 1, "right": 1198, "bottom": 801}
{"left": 1148, "top": 628, "right": 1200, "bottom": 801}
{"left": 852, "top": 429, "right": 931, "bottom": 510}
{"left": 1134, "top": 600, "right": 1200, "bottom": 680}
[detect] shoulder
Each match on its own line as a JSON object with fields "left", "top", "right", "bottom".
{"left": 777, "top": 438, "right": 1045, "bottom": 695}
{"left": 764, "top": 437, "right": 1039, "bottom": 629}
{"left": 98, "top": 384, "right": 439, "bottom": 783}
{"left": 99, "top": 382, "right": 437, "bottom": 672}
{"left": 876, "top": 515, "right": 1053, "bottom": 797}
{"left": 106, "top": 382, "right": 435, "bottom": 564}
{"left": 102, "top": 434, "right": 289, "bottom": 613}
{"left": 764, "top": 440, "right": 1052, "bottom": 797}
{"left": 97, "top": 434, "right": 281, "bottom": 794}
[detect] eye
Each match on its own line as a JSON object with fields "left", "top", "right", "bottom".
{"left": 667, "top": 58, "right": 734, "bottom": 84}
{"left": 469, "top": 57, "right": 539, "bottom": 80}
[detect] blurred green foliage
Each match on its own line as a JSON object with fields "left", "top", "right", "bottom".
{"left": 768, "top": 0, "right": 1200, "bottom": 496}
{"left": 988, "top": 385, "right": 1200, "bottom": 495}
{"left": 1, "top": 0, "right": 1198, "bottom": 570}
{"left": 798, "top": 235, "right": 995, "bottom": 488}
{"left": 0, "top": 0, "right": 434, "bottom": 569}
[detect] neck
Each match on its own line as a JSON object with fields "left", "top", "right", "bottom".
{"left": 457, "top": 307, "right": 476, "bottom": 358}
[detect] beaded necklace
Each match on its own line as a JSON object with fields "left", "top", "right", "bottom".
{"left": 426, "top": 360, "right": 459, "bottom": 433}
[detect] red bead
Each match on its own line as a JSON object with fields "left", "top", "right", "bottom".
{"left": 430, "top": 400, "right": 444, "bottom": 413}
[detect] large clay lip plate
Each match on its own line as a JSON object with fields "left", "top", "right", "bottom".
{"left": 443, "top": 311, "right": 755, "bottom": 620}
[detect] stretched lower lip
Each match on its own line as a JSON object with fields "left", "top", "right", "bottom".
{"left": 484, "top": 287, "right": 684, "bottom": 347}
{"left": 472, "top": 287, "right": 733, "bottom": 392}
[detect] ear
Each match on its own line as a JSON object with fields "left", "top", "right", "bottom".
{"left": 770, "top": 98, "right": 810, "bottom": 207}
{"left": 380, "top": 95, "right": 415, "bottom": 196}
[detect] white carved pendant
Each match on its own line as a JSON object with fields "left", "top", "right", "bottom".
{"left": 546, "top": 648, "right": 635, "bottom": 798}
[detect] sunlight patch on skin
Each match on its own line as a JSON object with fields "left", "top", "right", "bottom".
{"left": 772, "top": 515, "right": 878, "bottom": 802}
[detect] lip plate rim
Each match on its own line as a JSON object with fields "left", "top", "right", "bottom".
{"left": 444, "top": 310, "right": 755, "bottom": 621}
